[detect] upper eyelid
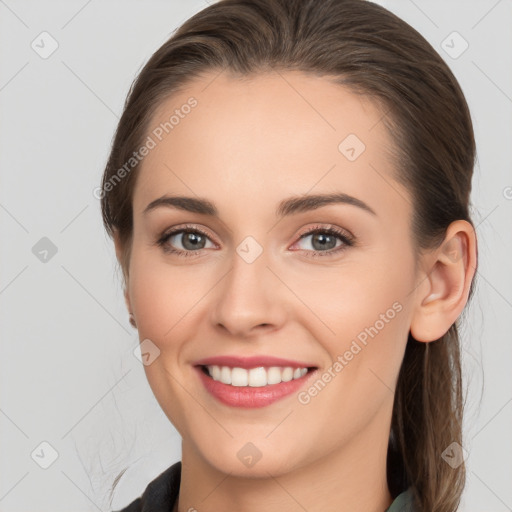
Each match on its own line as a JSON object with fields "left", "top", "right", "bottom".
{"left": 163, "top": 225, "right": 218, "bottom": 244}
{"left": 296, "top": 224, "right": 353, "bottom": 239}
{"left": 161, "top": 224, "right": 353, "bottom": 248}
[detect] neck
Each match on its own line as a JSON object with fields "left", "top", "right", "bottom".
{"left": 176, "top": 411, "right": 394, "bottom": 512}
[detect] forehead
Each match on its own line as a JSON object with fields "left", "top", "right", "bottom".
{"left": 133, "top": 69, "right": 409, "bottom": 222}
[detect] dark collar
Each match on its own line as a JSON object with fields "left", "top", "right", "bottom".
{"left": 117, "top": 461, "right": 415, "bottom": 512}
{"left": 126, "top": 461, "right": 181, "bottom": 512}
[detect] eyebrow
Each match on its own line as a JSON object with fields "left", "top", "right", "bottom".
{"left": 143, "top": 192, "right": 377, "bottom": 218}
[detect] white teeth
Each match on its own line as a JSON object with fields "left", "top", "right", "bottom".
{"left": 248, "top": 367, "right": 266, "bottom": 387}
{"left": 231, "top": 367, "right": 248, "bottom": 386}
{"left": 212, "top": 365, "right": 221, "bottom": 381}
{"left": 205, "top": 365, "right": 309, "bottom": 387}
{"left": 267, "top": 366, "right": 282, "bottom": 385}
{"left": 220, "top": 366, "right": 231, "bottom": 384}
{"left": 281, "top": 367, "right": 293, "bottom": 382}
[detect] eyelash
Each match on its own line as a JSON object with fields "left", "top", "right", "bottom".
{"left": 155, "top": 223, "right": 355, "bottom": 258}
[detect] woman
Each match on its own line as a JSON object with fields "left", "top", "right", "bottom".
{"left": 101, "top": 0, "right": 478, "bottom": 510}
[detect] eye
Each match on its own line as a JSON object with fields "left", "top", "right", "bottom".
{"left": 155, "top": 223, "right": 355, "bottom": 258}
{"left": 156, "top": 224, "right": 216, "bottom": 257}
{"left": 290, "top": 225, "right": 355, "bottom": 257}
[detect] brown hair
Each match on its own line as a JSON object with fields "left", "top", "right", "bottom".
{"left": 101, "top": 1, "right": 478, "bottom": 510}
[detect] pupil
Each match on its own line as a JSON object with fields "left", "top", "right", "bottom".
{"left": 183, "top": 232, "right": 205, "bottom": 250}
{"left": 313, "top": 233, "right": 335, "bottom": 250}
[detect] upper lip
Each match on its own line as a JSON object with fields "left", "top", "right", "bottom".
{"left": 194, "top": 355, "right": 317, "bottom": 369}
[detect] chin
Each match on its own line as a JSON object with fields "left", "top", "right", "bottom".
{"left": 193, "top": 437, "right": 307, "bottom": 479}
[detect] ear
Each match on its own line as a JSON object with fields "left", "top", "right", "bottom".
{"left": 113, "top": 228, "right": 132, "bottom": 314}
{"left": 410, "top": 220, "right": 477, "bottom": 342}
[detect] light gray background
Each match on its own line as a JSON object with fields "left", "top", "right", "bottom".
{"left": 0, "top": 1, "right": 511, "bottom": 511}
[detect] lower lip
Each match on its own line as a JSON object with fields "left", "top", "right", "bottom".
{"left": 195, "top": 366, "right": 317, "bottom": 408}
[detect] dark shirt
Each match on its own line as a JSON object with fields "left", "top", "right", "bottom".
{"left": 112, "top": 461, "right": 416, "bottom": 512}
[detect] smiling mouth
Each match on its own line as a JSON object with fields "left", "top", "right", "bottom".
{"left": 199, "top": 364, "right": 317, "bottom": 387}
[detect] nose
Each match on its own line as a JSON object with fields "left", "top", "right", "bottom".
{"left": 209, "top": 246, "right": 287, "bottom": 339}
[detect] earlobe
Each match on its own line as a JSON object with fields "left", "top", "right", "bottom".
{"left": 410, "top": 220, "right": 477, "bottom": 343}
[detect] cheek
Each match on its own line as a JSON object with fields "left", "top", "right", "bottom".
{"left": 296, "top": 254, "right": 413, "bottom": 379}
{"left": 127, "top": 250, "right": 210, "bottom": 434}
{"left": 290, "top": 265, "right": 412, "bottom": 446}
{"left": 128, "top": 249, "right": 201, "bottom": 343}
{"left": 297, "top": 260, "right": 409, "bottom": 329}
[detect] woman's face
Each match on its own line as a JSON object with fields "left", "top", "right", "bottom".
{"left": 122, "top": 70, "right": 422, "bottom": 477}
